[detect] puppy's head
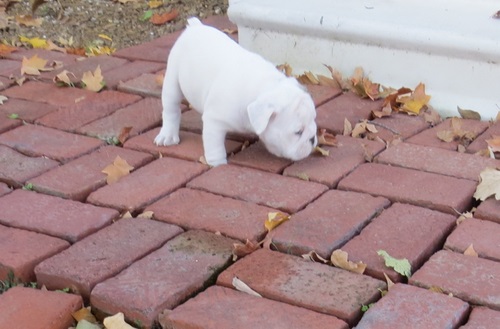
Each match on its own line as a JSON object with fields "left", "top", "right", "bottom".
{"left": 247, "top": 78, "right": 317, "bottom": 161}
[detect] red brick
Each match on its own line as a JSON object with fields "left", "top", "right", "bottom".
{"left": 410, "top": 250, "right": 500, "bottom": 310}
{"left": 3, "top": 81, "right": 94, "bottom": 106}
{"left": 103, "top": 60, "right": 165, "bottom": 89}
{"left": 76, "top": 97, "right": 162, "bottom": 141}
{"left": 0, "top": 98, "right": 59, "bottom": 123}
{"left": 306, "top": 84, "right": 342, "bottom": 107}
{"left": 124, "top": 128, "right": 242, "bottom": 162}
{"left": 160, "top": 286, "right": 348, "bottom": 329}
{"left": 316, "top": 92, "right": 382, "bottom": 134}
{"left": 187, "top": 164, "right": 328, "bottom": 213}
{"left": 0, "top": 76, "right": 13, "bottom": 91}
{"left": 0, "top": 59, "right": 20, "bottom": 76}
{"left": 271, "top": 190, "right": 389, "bottom": 258}
{"left": 338, "top": 163, "right": 477, "bottom": 214}
{"left": 0, "top": 287, "right": 83, "bottom": 329}
{"left": 229, "top": 141, "right": 292, "bottom": 173}
{"left": 342, "top": 203, "right": 456, "bottom": 282}
{"left": 356, "top": 283, "right": 469, "bottom": 329}
{"left": 370, "top": 112, "right": 430, "bottom": 142}
{"left": 0, "top": 124, "right": 104, "bottom": 163}
{"left": 36, "top": 90, "right": 142, "bottom": 132}
{"left": 376, "top": 142, "right": 500, "bottom": 181}
{"left": 0, "top": 189, "right": 118, "bottom": 243}
{"left": 29, "top": 146, "right": 154, "bottom": 201}
{"left": 283, "top": 135, "right": 385, "bottom": 187}
{"left": 35, "top": 218, "right": 183, "bottom": 300}
{"left": 117, "top": 73, "right": 163, "bottom": 98}
{"left": 460, "top": 307, "right": 500, "bottom": 329}
{"left": 113, "top": 44, "right": 168, "bottom": 63}
{"left": 147, "top": 30, "right": 183, "bottom": 48}
{"left": 0, "top": 224, "right": 69, "bottom": 282}
{"left": 0, "top": 114, "right": 21, "bottom": 133}
{"left": 6, "top": 48, "right": 82, "bottom": 66}
{"left": 147, "top": 188, "right": 276, "bottom": 242}
{"left": 467, "top": 121, "right": 500, "bottom": 154}
{"left": 406, "top": 118, "right": 489, "bottom": 151}
{"left": 445, "top": 218, "right": 500, "bottom": 262}
{"left": 87, "top": 157, "right": 207, "bottom": 212}
{"left": 0, "top": 182, "right": 10, "bottom": 197}
{"left": 217, "top": 249, "right": 386, "bottom": 325}
{"left": 475, "top": 198, "right": 500, "bottom": 224}
{"left": 0, "top": 145, "right": 59, "bottom": 188}
{"left": 203, "top": 14, "right": 238, "bottom": 32}
{"left": 91, "top": 230, "right": 237, "bottom": 328}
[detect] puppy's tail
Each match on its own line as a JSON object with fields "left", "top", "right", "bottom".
{"left": 187, "top": 17, "right": 203, "bottom": 27}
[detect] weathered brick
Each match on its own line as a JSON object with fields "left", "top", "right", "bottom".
{"left": 7, "top": 48, "right": 81, "bottom": 67}
{"left": 271, "top": 189, "right": 389, "bottom": 258}
{"left": 87, "top": 157, "right": 207, "bottom": 212}
{"left": 117, "top": 73, "right": 163, "bottom": 98}
{"left": 29, "top": 146, "right": 154, "bottom": 201}
{"left": 406, "top": 117, "right": 489, "bottom": 151}
{"left": 445, "top": 218, "right": 500, "bottom": 262}
{"left": 0, "top": 224, "right": 69, "bottom": 282}
{"left": 187, "top": 164, "right": 328, "bottom": 213}
{"left": 0, "top": 182, "right": 10, "bottom": 197}
{"left": 91, "top": 230, "right": 237, "bottom": 328}
{"left": 36, "top": 90, "right": 142, "bottom": 132}
{"left": 35, "top": 218, "right": 183, "bottom": 300}
{"left": 217, "top": 248, "right": 386, "bottom": 325}
{"left": 103, "top": 60, "right": 165, "bottom": 89}
{"left": 3, "top": 81, "right": 94, "bottom": 106}
{"left": 370, "top": 112, "right": 430, "bottom": 142}
{"left": 306, "top": 84, "right": 342, "bottom": 107}
{"left": 338, "top": 163, "right": 477, "bottom": 214}
{"left": 0, "top": 76, "right": 12, "bottom": 91}
{"left": 0, "top": 287, "right": 83, "bottom": 329}
{"left": 160, "top": 286, "right": 348, "bottom": 329}
{"left": 0, "top": 113, "right": 21, "bottom": 133}
{"left": 229, "top": 141, "right": 292, "bottom": 173}
{"left": 459, "top": 307, "right": 500, "bottom": 329}
{"left": 113, "top": 44, "right": 168, "bottom": 63}
{"left": 76, "top": 97, "right": 162, "bottom": 141}
{"left": 342, "top": 203, "right": 456, "bottom": 282}
{"left": 410, "top": 250, "right": 500, "bottom": 310}
{"left": 0, "top": 124, "right": 104, "bottom": 163}
{"left": 124, "top": 128, "right": 242, "bottom": 163}
{"left": 356, "top": 283, "right": 469, "bottom": 329}
{"left": 376, "top": 142, "right": 500, "bottom": 181}
{"left": 475, "top": 198, "right": 500, "bottom": 224}
{"left": 0, "top": 189, "right": 118, "bottom": 243}
{"left": 147, "top": 188, "right": 275, "bottom": 242}
{"left": 283, "top": 135, "right": 385, "bottom": 187}
{"left": 0, "top": 59, "right": 20, "bottom": 76}
{"left": 0, "top": 98, "right": 59, "bottom": 123}
{"left": 466, "top": 121, "right": 500, "bottom": 154}
{"left": 0, "top": 145, "right": 59, "bottom": 188}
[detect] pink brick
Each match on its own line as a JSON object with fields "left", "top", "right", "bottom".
{"left": 370, "top": 112, "right": 430, "bottom": 142}
{"left": 0, "top": 112, "right": 21, "bottom": 133}
{"left": 103, "top": 60, "right": 165, "bottom": 89}
{"left": 316, "top": 92, "right": 382, "bottom": 134}
{"left": 36, "top": 90, "right": 142, "bottom": 132}
{"left": 406, "top": 117, "right": 489, "bottom": 151}
{"left": 229, "top": 141, "right": 292, "bottom": 173}
{"left": 460, "top": 307, "right": 500, "bottom": 329}
{"left": 217, "top": 249, "right": 386, "bottom": 325}
{"left": 0, "top": 182, "right": 10, "bottom": 197}
{"left": 283, "top": 135, "right": 385, "bottom": 187}
{"left": 76, "top": 97, "right": 162, "bottom": 141}
{"left": 113, "top": 44, "right": 168, "bottom": 63}
{"left": 0, "top": 124, "right": 104, "bottom": 163}
{"left": 147, "top": 188, "right": 276, "bottom": 242}
{"left": 338, "top": 163, "right": 477, "bottom": 214}
{"left": 0, "top": 59, "right": 20, "bottom": 76}
{"left": 410, "top": 250, "right": 500, "bottom": 310}
{"left": 91, "top": 230, "right": 237, "bottom": 328}
{"left": 147, "top": 30, "right": 183, "bottom": 48}
{"left": 271, "top": 190, "right": 389, "bottom": 258}
{"left": 187, "top": 164, "right": 328, "bottom": 213}
{"left": 87, "top": 157, "right": 207, "bottom": 212}
{"left": 475, "top": 198, "right": 500, "bottom": 224}
{"left": 0, "top": 98, "right": 58, "bottom": 123}
{"left": 124, "top": 128, "right": 242, "bottom": 162}
{"left": 0, "top": 224, "right": 69, "bottom": 282}
{"left": 161, "top": 286, "right": 348, "bottom": 329}
{"left": 0, "top": 76, "right": 12, "bottom": 91}
{"left": 342, "top": 203, "right": 456, "bottom": 282}
{"left": 445, "top": 218, "right": 500, "bottom": 262}
{"left": 376, "top": 142, "right": 500, "bottom": 181}
{"left": 306, "top": 84, "right": 342, "bottom": 107}
{"left": 117, "top": 73, "right": 162, "bottom": 98}
{"left": 29, "top": 146, "right": 154, "bottom": 201}
{"left": 0, "top": 145, "right": 59, "bottom": 188}
{"left": 467, "top": 121, "right": 500, "bottom": 154}
{"left": 0, "top": 189, "right": 118, "bottom": 243}
{"left": 356, "top": 284, "right": 469, "bottom": 329}
{"left": 0, "top": 287, "right": 82, "bottom": 329}
{"left": 6, "top": 48, "right": 82, "bottom": 67}
{"left": 35, "top": 218, "right": 183, "bottom": 300}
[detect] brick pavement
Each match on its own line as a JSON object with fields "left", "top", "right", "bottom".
{"left": 0, "top": 15, "right": 499, "bottom": 329}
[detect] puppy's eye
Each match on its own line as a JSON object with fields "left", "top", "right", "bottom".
{"left": 295, "top": 129, "right": 304, "bottom": 136}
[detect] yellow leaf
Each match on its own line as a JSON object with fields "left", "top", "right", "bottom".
{"left": 148, "top": 0, "right": 163, "bottom": 8}
{"left": 473, "top": 167, "right": 500, "bottom": 201}
{"left": 21, "top": 54, "right": 50, "bottom": 75}
{"left": 101, "top": 156, "right": 134, "bottom": 184}
{"left": 264, "top": 212, "right": 290, "bottom": 231}
{"left": 397, "top": 83, "right": 431, "bottom": 115}
{"left": 81, "top": 65, "right": 105, "bottom": 92}
{"left": 98, "top": 34, "right": 113, "bottom": 42}
{"left": 464, "top": 243, "right": 478, "bottom": 257}
{"left": 103, "top": 313, "right": 135, "bottom": 329}
{"left": 0, "top": 44, "right": 18, "bottom": 57}
{"left": 72, "top": 307, "right": 97, "bottom": 323}
{"left": 330, "top": 249, "right": 366, "bottom": 274}
{"left": 137, "top": 210, "right": 154, "bottom": 219}
{"left": 19, "top": 36, "right": 48, "bottom": 49}
{"left": 314, "top": 146, "right": 329, "bottom": 156}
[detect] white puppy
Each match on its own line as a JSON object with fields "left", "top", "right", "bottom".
{"left": 154, "top": 17, "right": 317, "bottom": 166}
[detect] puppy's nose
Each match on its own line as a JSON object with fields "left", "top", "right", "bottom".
{"left": 310, "top": 136, "right": 316, "bottom": 145}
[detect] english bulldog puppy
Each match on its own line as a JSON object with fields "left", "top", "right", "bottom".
{"left": 154, "top": 17, "right": 317, "bottom": 166}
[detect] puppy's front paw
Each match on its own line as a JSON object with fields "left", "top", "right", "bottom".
{"left": 154, "top": 130, "right": 180, "bottom": 146}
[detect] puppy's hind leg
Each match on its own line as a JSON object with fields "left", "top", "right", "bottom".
{"left": 154, "top": 68, "right": 183, "bottom": 146}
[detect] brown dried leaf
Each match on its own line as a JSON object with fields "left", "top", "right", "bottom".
{"left": 457, "top": 106, "right": 481, "bottom": 120}
{"left": 325, "top": 64, "right": 351, "bottom": 91}
{"left": 102, "top": 156, "right": 134, "bottom": 184}
{"left": 314, "top": 146, "right": 329, "bottom": 156}
{"left": 422, "top": 106, "right": 442, "bottom": 126}
{"left": 343, "top": 118, "right": 353, "bottom": 136}
{"left": 72, "top": 307, "right": 97, "bottom": 323}
{"left": 103, "top": 313, "right": 135, "bottom": 329}
{"left": 383, "top": 272, "right": 394, "bottom": 291}
{"left": 331, "top": 249, "right": 366, "bottom": 274}
{"left": 486, "top": 135, "right": 500, "bottom": 153}
{"left": 372, "top": 103, "right": 392, "bottom": 118}
{"left": 81, "top": 65, "right": 104, "bottom": 92}
{"left": 21, "top": 54, "right": 51, "bottom": 75}
{"left": 317, "top": 129, "right": 337, "bottom": 146}
{"left": 232, "top": 239, "right": 260, "bottom": 261}
{"left": 53, "top": 70, "right": 76, "bottom": 87}
{"left": 302, "top": 251, "right": 329, "bottom": 264}
{"left": 264, "top": 212, "right": 290, "bottom": 231}
{"left": 118, "top": 126, "right": 133, "bottom": 145}
{"left": 276, "top": 63, "right": 293, "bottom": 77}
{"left": 464, "top": 244, "right": 478, "bottom": 257}
{"left": 150, "top": 8, "right": 179, "bottom": 25}
{"left": 0, "top": 44, "right": 17, "bottom": 58}
{"left": 473, "top": 167, "right": 500, "bottom": 201}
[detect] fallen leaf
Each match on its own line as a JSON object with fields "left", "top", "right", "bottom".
{"left": 21, "top": 54, "right": 51, "bottom": 75}
{"left": 325, "top": 64, "right": 350, "bottom": 91}
{"left": 155, "top": 73, "right": 164, "bottom": 86}
{"left": 81, "top": 65, "right": 105, "bottom": 92}
{"left": 86, "top": 45, "right": 116, "bottom": 56}
{"left": 383, "top": 272, "right": 394, "bottom": 291}
{"left": 377, "top": 250, "right": 412, "bottom": 278}
{"left": 232, "top": 276, "right": 262, "bottom": 297}
{"left": 140, "top": 9, "right": 154, "bottom": 22}
{"left": 317, "top": 129, "right": 337, "bottom": 146}
{"left": 457, "top": 106, "right": 481, "bottom": 120}
{"left": 53, "top": 70, "right": 76, "bottom": 87}
{"left": 148, "top": 0, "right": 163, "bottom": 8}
{"left": 464, "top": 244, "right": 479, "bottom": 257}
{"left": 264, "top": 212, "right": 290, "bottom": 231}
{"left": 316, "top": 74, "right": 340, "bottom": 88}
{"left": 302, "top": 251, "right": 329, "bottom": 264}
{"left": 351, "top": 120, "right": 378, "bottom": 138}
{"left": 0, "top": 95, "right": 8, "bottom": 104}
{"left": 76, "top": 319, "right": 101, "bottom": 329}
{"left": 295, "top": 172, "right": 310, "bottom": 181}
{"left": 372, "top": 103, "right": 392, "bottom": 118}
{"left": 150, "top": 8, "right": 179, "bottom": 25}
{"left": 98, "top": 34, "right": 113, "bottom": 42}
{"left": 473, "top": 167, "right": 500, "bottom": 201}
{"left": 456, "top": 210, "right": 474, "bottom": 225}
{"left": 102, "top": 156, "right": 134, "bottom": 184}
{"left": 436, "top": 117, "right": 476, "bottom": 148}
{"left": 136, "top": 210, "right": 154, "bottom": 219}
{"left": 486, "top": 136, "right": 500, "bottom": 153}
{"left": 421, "top": 106, "right": 442, "bottom": 126}
{"left": 19, "top": 36, "right": 48, "bottom": 49}
{"left": 330, "top": 249, "right": 367, "bottom": 274}
{"left": 232, "top": 239, "right": 260, "bottom": 261}
{"left": 314, "top": 146, "right": 329, "bottom": 156}
{"left": 0, "top": 44, "right": 17, "bottom": 58}
{"left": 222, "top": 28, "right": 238, "bottom": 35}
{"left": 118, "top": 126, "right": 133, "bottom": 145}
{"left": 397, "top": 83, "right": 431, "bottom": 115}
{"left": 343, "top": 118, "right": 353, "bottom": 136}
{"left": 429, "top": 286, "right": 444, "bottom": 294}
{"left": 15, "top": 14, "right": 42, "bottom": 27}
{"left": 72, "top": 307, "right": 97, "bottom": 323}
{"left": 103, "top": 312, "right": 135, "bottom": 329}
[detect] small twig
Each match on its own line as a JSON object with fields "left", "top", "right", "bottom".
{"left": 365, "top": 120, "right": 400, "bottom": 135}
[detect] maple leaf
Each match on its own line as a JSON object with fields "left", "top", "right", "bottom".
{"left": 0, "top": 44, "right": 17, "bottom": 58}
{"left": 53, "top": 70, "right": 76, "bottom": 87}
{"left": 377, "top": 250, "right": 412, "bottom": 277}
{"left": 330, "top": 249, "right": 366, "bottom": 274}
{"left": 372, "top": 103, "right": 392, "bottom": 118}
{"left": 473, "top": 167, "right": 500, "bottom": 201}
{"left": 264, "top": 212, "right": 290, "bottom": 231}
{"left": 81, "top": 65, "right": 105, "bottom": 92}
{"left": 150, "top": 8, "right": 179, "bottom": 25}
{"left": 21, "top": 54, "right": 52, "bottom": 75}
{"left": 101, "top": 156, "right": 134, "bottom": 184}
{"left": 351, "top": 120, "right": 378, "bottom": 138}
{"left": 397, "top": 83, "right": 431, "bottom": 115}
{"left": 103, "top": 313, "right": 135, "bottom": 329}
{"left": 436, "top": 117, "right": 477, "bottom": 147}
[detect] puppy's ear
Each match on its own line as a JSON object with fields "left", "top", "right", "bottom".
{"left": 247, "top": 98, "right": 276, "bottom": 135}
